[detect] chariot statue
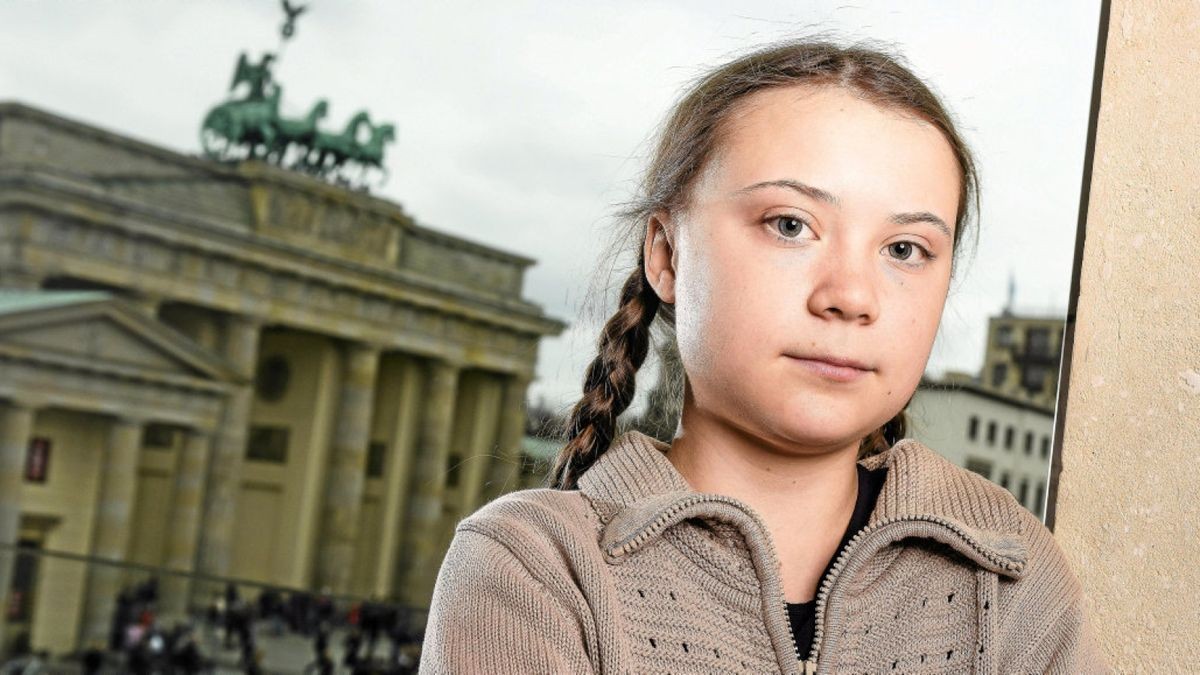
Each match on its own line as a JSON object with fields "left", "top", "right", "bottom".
{"left": 197, "top": 1, "right": 395, "bottom": 191}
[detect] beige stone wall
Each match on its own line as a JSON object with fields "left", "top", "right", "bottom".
{"left": 23, "top": 409, "right": 106, "bottom": 653}
{"left": 1054, "top": 1, "right": 1200, "bottom": 668}
{"left": 232, "top": 330, "right": 341, "bottom": 587}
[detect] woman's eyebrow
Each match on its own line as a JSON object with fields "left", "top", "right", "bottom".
{"left": 730, "top": 178, "right": 953, "bottom": 242}
{"left": 731, "top": 179, "right": 840, "bottom": 206}
{"left": 889, "top": 210, "right": 953, "bottom": 242}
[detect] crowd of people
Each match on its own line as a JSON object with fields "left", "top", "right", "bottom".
{"left": 77, "top": 578, "right": 209, "bottom": 674}
{"left": 41, "top": 577, "right": 425, "bottom": 674}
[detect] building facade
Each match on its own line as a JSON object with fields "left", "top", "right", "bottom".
{"left": 980, "top": 309, "right": 1065, "bottom": 410}
{"left": 908, "top": 378, "right": 1055, "bottom": 519}
{"left": 0, "top": 102, "right": 565, "bottom": 653}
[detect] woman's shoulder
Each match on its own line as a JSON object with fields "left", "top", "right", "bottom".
{"left": 424, "top": 488, "right": 605, "bottom": 673}
{"left": 897, "top": 442, "right": 1106, "bottom": 668}
{"left": 992, "top": 495, "right": 1108, "bottom": 670}
{"left": 451, "top": 487, "right": 602, "bottom": 559}
{"left": 892, "top": 439, "right": 1088, "bottom": 591}
{"left": 886, "top": 437, "right": 1044, "bottom": 538}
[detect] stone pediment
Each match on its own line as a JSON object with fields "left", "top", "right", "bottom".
{"left": 0, "top": 291, "right": 234, "bottom": 383}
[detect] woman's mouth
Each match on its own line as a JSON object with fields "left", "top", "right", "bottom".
{"left": 784, "top": 354, "right": 873, "bottom": 382}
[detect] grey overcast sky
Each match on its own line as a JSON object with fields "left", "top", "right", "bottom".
{"left": 0, "top": 1, "right": 1102, "bottom": 417}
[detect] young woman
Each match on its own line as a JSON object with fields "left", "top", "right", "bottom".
{"left": 419, "top": 37, "right": 1109, "bottom": 674}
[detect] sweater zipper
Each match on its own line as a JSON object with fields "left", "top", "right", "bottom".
{"left": 786, "top": 609, "right": 816, "bottom": 674}
{"left": 607, "top": 495, "right": 1022, "bottom": 675}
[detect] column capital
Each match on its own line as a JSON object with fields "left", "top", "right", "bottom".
{"left": 428, "top": 355, "right": 466, "bottom": 372}
{"left": 509, "top": 370, "right": 535, "bottom": 387}
{"left": 110, "top": 414, "right": 149, "bottom": 428}
{"left": 122, "top": 291, "right": 162, "bottom": 316}
{"left": 343, "top": 340, "right": 385, "bottom": 357}
{"left": 181, "top": 426, "right": 214, "bottom": 443}
{"left": 0, "top": 398, "right": 40, "bottom": 414}
{"left": 224, "top": 312, "right": 265, "bottom": 329}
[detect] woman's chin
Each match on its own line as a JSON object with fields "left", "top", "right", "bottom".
{"left": 758, "top": 398, "right": 873, "bottom": 446}
{"left": 764, "top": 416, "right": 869, "bottom": 454}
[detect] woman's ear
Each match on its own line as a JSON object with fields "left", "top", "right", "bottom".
{"left": 644, "top": 210, "right": 677, "bottom": 304}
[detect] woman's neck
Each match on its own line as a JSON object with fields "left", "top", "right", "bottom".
{"left": 665, "top": 408, "right": 862, "bottom": 603}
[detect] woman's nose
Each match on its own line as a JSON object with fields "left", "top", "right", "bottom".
{"left": 805, "top": 247, "right": 879, "bottom": 324}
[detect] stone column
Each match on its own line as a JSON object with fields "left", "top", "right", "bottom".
{"left": 396, "top": 358, "right": 461, "bottom": 607}
{"left": 0, "top": 401, "right": 35, "bottom": 653}
{"left": 161, "top": 428, "right": 212, "bottom": 619}
{"left": 482, "top": 372, "right": 533, "bottom": 504}
{"left": 197, "top": 315, "right": 260, "bottom": 581}
{"left": 314, "top": 342, "right": 381, "bottom": 594}
{"left": 372, "top": 359, "right": 423, "bottom": 598}
{"left": 81, "top": 417, "right": 143, "bottom": 645}
{"left": 454, "top": 377, "right": 503, "bottom": 518}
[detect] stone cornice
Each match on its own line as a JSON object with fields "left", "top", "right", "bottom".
{"left": 237, "top": 162, "right": 536, "bottom": 266}
{"left": 0, "top": 347, "right": 228, "bottom": 429}
{"left": 0, "top": 171, "right": 566, "bottom": 338}
{"left": 2, "top": 207, "right": 556, "bottom": 373}
{"left": 0, "top": 102, "right": 556, "bottom": 312}
{"left": 0, "top": 101, "right": 241, "bottom": 178}
{"left": 0, "top": 103, "right": 540, "bottom": 275}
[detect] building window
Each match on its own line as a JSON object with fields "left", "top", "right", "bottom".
{"left": 255, "top": 355, "right": 292, "bottom": 403}
{"left": 446, "top": 453, "right": 462, "bottom": 488}
{"left": 968, "top": 416, "right": 979, "bottom": 441}
{"left": 964, "top": 457, "right": 992, "bottom": 480}
{"left": 1018, "top": 478, "right": 1029, "bottom": 507}
{"left": 1022, "top": 364, "right": 1048, "bottom": 394}
{"left": 246, "top": 426, "right": 289, "bottom": 463}
{"left": 1004, "top": 426, "right": 1014, "bottom": 450}
{"left": 143, "top": 424, "right": 176, "bottom": 451}
{"left": 991, "top": 363, "right": 1008, "bottom": 388}
{"left": 8, "top": 540, "right": 41, "bottom": 623}
{"left": 999, "top": 472, "right": 1010, "bottom": 489}
{"left": 1041, "top": 436, "right": 1051, "bottom": 459}
{"left": 1027, "top": 327, "right": 1052, "bottom": 356}
{"left": 986, "top": 421, "right": 997, "bottom": 446}
{"left": 996, "top": 324, "right": 1014, "bottom": 347}
{"left": 366, "top": 441, "right": 387, "bottom": 478}
{"left": 1024, "top": 431, "right": 1034, "bottom": 454}
{"left": 1034, "top": 481, "right": 1045, "bottom": 518}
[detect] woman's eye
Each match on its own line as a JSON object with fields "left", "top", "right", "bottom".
{"left": 768, "top": 215, "right": 810, "bottom": 240}
{"left": 886, "top": 241, "right": 934, "bottom": 266}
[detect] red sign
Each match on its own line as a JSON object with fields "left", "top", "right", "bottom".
{"left": 24, "top": 437, "right": 50, "bottom": 483}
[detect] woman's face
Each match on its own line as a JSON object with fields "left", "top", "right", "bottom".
{"left": 645, "top": 84, "right": 961, "bottom": 454}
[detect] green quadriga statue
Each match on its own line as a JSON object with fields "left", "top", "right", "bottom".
{"left": 198, "top": 0, "right": 396, "bottom": 191}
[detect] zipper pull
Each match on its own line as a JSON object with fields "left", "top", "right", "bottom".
{"left": 800, "top": 657, "right": 816, "bottom": 674}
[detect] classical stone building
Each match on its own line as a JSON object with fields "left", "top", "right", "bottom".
{"left": 0, "top": 101, "right": 565, "bottom": 653}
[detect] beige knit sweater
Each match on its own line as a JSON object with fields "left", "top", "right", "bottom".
{"left": 419, "top": 430, "right": 1110, "bottom": 674}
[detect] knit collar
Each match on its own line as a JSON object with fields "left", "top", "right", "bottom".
{"left": 577, "top": 429, "right": 1029, "bottom": 580}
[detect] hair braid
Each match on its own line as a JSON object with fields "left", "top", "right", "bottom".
{"left": 547, "top": 258, "right": 661, "bottom": 490}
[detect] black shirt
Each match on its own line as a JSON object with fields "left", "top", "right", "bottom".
{"left": 786, "top": 463, "right": 889, "bottom": 660}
